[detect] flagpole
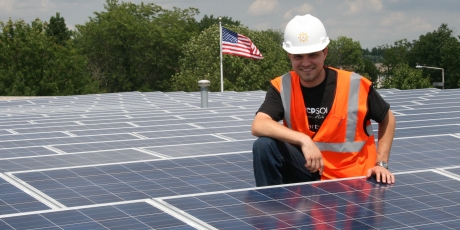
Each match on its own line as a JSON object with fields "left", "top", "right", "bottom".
{"left": 219, "top": 17, "right": 224, "bottom": 92}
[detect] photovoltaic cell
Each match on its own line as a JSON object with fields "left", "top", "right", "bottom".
{"left": 10, "top": 122, "right": 135, "bottom": 134}
{"left": 387, "top": 135, "right": 460, "bottom": 172}
{"left": 393, "top": 124, "right": 460, "bottom": 138}
{"left": 12, "top": 153, "right": 255, "bottom": 207}
{"left": 395, "top": 116, "right": 460, "bottom": 127}
{"left": 0, "top": 89, "right": 460, "bottom": 229}
{"left": 0, "top": 147, "right": 60, "bottom": 158}
{"left": 136, "top": 125, "right": 250, "bottom": 139}
{"left": 162, "top": 171, "right": 460, "bottom": 229}
{"left": 218, "top": 131, "right": 256, "bottom": 141}
{"left": 0, "top": 149, "right": 159, "bottom": 172}
{"left": 50, "top": 134, "right": 227, "bottom": 154}
{"left": 67, "top": 122, "right": 200, "bottom": 136}
{"left": 0, "top": 132, "right": 71, "bottom": 141}
{"left": 0, "top": 133, "right": 137, "bottom": 149}
{"left": 0, "top": 201, "right": 194, "bottom": 229}
{"left": 444, "top": 166, "right": 460, "bottom": 177}
{"left": 144, "top": 140, "right": 254, "bottom": 157}
{"left": 0, "top": 130, "right": 13, "bottom": 135}
{"left": 0, "top": 177, "right": 50, "bottom": 215}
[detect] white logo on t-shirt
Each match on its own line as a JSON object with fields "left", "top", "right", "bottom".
{"left": 306, "top": 107, "right": 328, "bottom": 131}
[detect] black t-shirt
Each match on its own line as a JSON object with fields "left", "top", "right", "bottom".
{"left": 257, "top": 67, "right": 390, "bottom": 132}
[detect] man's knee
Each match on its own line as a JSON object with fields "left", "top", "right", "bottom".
{"left": 253, "top": 136, "right": 277, "bottom": 149}
{"left": 253, "top": 137, "right": 282, "bottom": 161}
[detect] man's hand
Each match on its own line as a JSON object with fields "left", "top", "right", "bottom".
{"left": 300, "top": 139, "right": 324, "bottom": 175}
{"left": 366, "top": 166, "right": 395, "bottom": 184}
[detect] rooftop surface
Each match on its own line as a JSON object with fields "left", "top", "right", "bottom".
{"left": 0, "top": 88, "right": 460, "bottom": 229}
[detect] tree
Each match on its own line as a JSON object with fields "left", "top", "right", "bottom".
{"left": 198, "top": 14, "right": 241, "bottom": 32}
{"left": 362, "top": 58, "right": 380, "bottom": 85}
{"left": 381, "top": 63, "right": 431, "bottom": 89}
{"left": 0, "top": 19, "right": 98, "bottom": 96}
{"left": 440, "top": 35, "right": 460, "bottom": 88}
{"left": 46, "top": 12, "right": 71, "bottom": 45}
{"left": 325, "top": 36, "right": 365, "bottom": 74}
{"left": 382, "top": 39, "right": 412, "bottom": 76}
{"left": 408, "top": 24, "right": 459, "bottom": 88}
{"left": 74, "top": 0, "right": 200, "bottom": 92}
{"left": 362, "top": 46, "right": 385, "bottom": 63}
{"left": 262, "top": 29, "right": 284, "bottom": 46}
{"left": 171, "top": 25, "right": 290, "bottom": 92}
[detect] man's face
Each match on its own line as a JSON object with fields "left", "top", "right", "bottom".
{"left": 288, "top": 48, "right": 328, "bottom": 87}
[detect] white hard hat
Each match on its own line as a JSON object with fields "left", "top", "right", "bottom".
{"left": 282, "top": 14, "right": 330, "bottom": 54}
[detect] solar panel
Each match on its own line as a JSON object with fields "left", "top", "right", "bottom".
{"left": 162, "top": 170, "right": 460, "bottom": 229}
{"left": 0, "top": 176, "right": 51, "bottom": 214}
{"left": 0, "top": 88, "right": 460, "bottom": 229}
{"left": 0, "top": 133, "right": 138, "bottom": 149}
{"left": 444, "top": 166, "right": 460, "bottom": 177}
{"left": 10, "top": 152, "right": 255, "bottom": 207}
{"left": 389, "top": 135, "right": 460, "bottom": 172}
{"left": 0, "top": 201, "right": 199, "bottom": 229}
{"left": 0, "top": 149, "right": 159, "bottom": 172}
{"left": 143, "top": 140, "right": 254, "bottom": 157}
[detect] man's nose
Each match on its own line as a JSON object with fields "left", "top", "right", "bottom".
{"left": 300, "top": 56, "right": 312, "bottom": 65}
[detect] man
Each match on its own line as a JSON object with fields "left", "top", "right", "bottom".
{"left": 251, "top": 14, "right": 395, "bottom": 187}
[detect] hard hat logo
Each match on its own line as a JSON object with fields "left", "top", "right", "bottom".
{"left": 298, "top": 32, "right": 308, "bottom": 43}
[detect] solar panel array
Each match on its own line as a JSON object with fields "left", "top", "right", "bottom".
{"left": 0, "top": 87, "right": 460, "bottom": 229}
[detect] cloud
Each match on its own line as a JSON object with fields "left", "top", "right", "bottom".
{"left": 380, "top": 12, "right": 431, "bottom": 32}
{"left": 253, "top": 22, "right": 271, "bottom": 30}
{"left": 400, "top": 16, "right": 432, "bottom": 33}
{"left": 345, "top": 0, "right": 383, "bottom": 14}
{"left": 380, "top": 12, "right": 404, "bottom": 27}
{"left": 3, "top": 0, "right": 55, "bottom": 11}
{"left": 1, "top": 0, "right": 59, "bottom": 23}
{"left": 284, "top": 3, "right": 314, "bottom": 20}
{"left": 247, "top": 0, "right": 278, "bottom": 16}
{"left": 0, "top": 0, "right": 14, "bottom": 11}
{"left": 66, "top": 23, "right": 76, "bottom": 31}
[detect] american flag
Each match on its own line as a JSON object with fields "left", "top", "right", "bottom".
{"left": 222, "top": 27, "right": 263, "bottom": 60}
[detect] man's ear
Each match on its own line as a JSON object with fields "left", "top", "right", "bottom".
{"left": 322, "top": 47, "right": 329, "bottom": 60}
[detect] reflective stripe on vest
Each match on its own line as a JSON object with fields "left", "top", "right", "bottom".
{"left": 279, "top": 72, "right": 373, "bottom": 153}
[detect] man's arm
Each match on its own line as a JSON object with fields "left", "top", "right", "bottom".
{"left": 251, "top": 112, "right": 324, "bottom": 174}
{"left": 366, "top": 109, "right": 396, "bottom": 183}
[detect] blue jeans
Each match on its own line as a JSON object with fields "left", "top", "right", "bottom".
{"left": 253, "top": 136, "right": 321, "bottom": 187}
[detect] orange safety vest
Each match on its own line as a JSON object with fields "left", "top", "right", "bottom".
{"left": 271, "top": 68, "right": 377, "bottom": 180}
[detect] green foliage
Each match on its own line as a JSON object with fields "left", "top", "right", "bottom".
{"left": 2, "top": 0, "right": 460, "bottom": 94}
{"left": 262, "top": 29, "right": 284, "bottom": 46}
{"left": 362, "top": 46, "right": 384, "bottom": 63}
{"left": 46, "top": 12, "right": 71, "bottom": 45}
{"left": 362, "top": 58, "right": 380, "bottom": 83}
{"left": 0, "top": 19, "right": 98, "bottom": 96}
{"left": 407, "top": 24, "right": 456, "bottom": 86}
{"left": 381, "top": 39, "right": 412, "bottom": 76}
{"left": 74, "top": 0, "right": 200, "bottom": 92}
{"left": 440, "top": 35, "right": 460, "bottom": 88}
{"left": 171, "top": 25, "right": 290, "bottom": 92}
{"left": 198, "top": 15, "right": 241, "bottom": 32}
{"left": 326, "top": 36, "right": 365, "bottom": 73}
{"left": 381, "top": 63, "right": 431, "bottom": 89}
{"left": 377, "top": 24, "right": 460, "bottom": 89}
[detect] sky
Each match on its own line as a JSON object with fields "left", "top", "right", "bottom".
{"left": 1, "top": 0, "right": 459, "bottom": 49}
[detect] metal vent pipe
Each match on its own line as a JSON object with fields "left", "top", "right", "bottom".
{"left": 198, "top": 80, "right": 211, "bottom": 108}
